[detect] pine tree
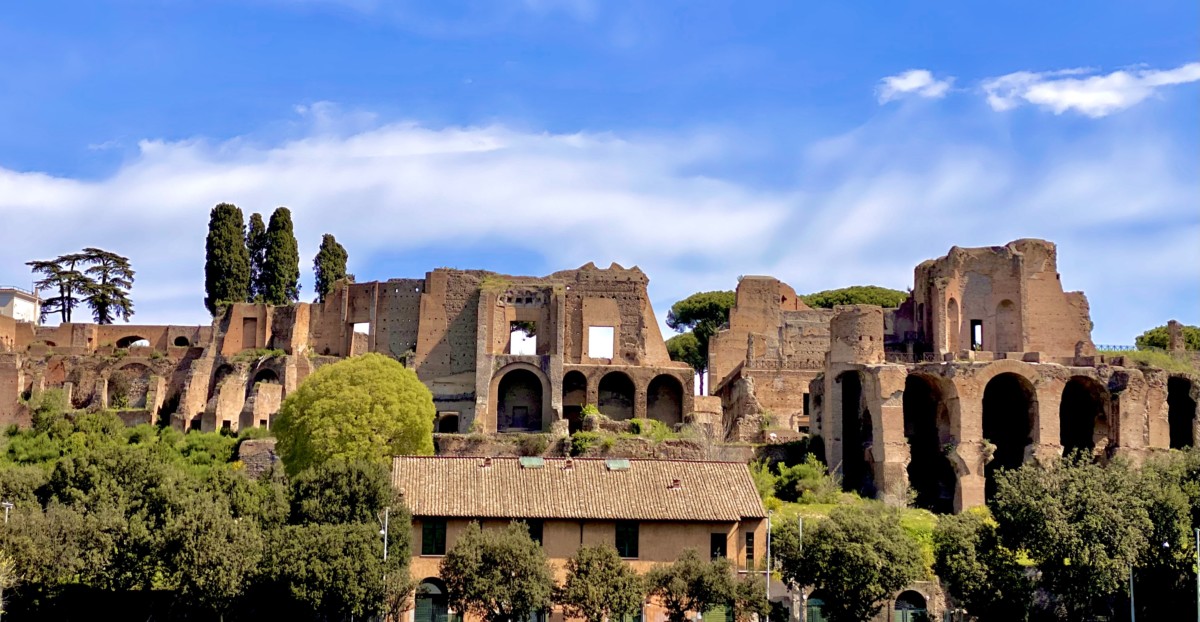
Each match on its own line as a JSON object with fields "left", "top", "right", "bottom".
{"left": 313, "top": 234, "right": 349, "bottom": 303}
{"left": 260, "top": 207, "right": 300, "bottom": 305}
{"left": 26, "top": 253, "right": 88, "bottom": 323}
{"left": 203, "top": 203, "right": 250, "bottom": 316}
{"left": 80, "top": 247, "right": 135, "bottom": 324}
{"left": 246, "top": 213, "right": 268, "bottom": 302}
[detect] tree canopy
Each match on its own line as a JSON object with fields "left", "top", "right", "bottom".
{"left": 313, "top": 233, "right": 350, "bottom": 303}
{"left": 799, "top": 285, "right": 908, "bottom": 309}
{"left": 79, "top": 247, "right": 135, "bottom": 324}
{"left": 246, "top": 212, "right": 268, "bottom": 302}
{"left": 440, "top": 522, "right": 555, "bottom": 622}
{"left": 273, "top": 353, "right": 435, "bottom": 476}
{"left": 933, "top": 508, "right": 1033, "bottom": 622}
{"left": 26, "top": 253, "right": 88, "bottom": 323}
{"left": 665, "top": 290, "right": 735, "bottom": 393}
{"left": 203, "top": 202, "right": 250, "bottom": 315}
{"left": 556, "top": 545, "right": 644, "bottom": 622}
{"left": 1135, "top": 323, "right": 1200, "bottom": 350}
{"left": 260, "top": 207, "right": 301, "bottom": 305}
{"left": 645, "top": 548, "right": 738, "bottom": 622}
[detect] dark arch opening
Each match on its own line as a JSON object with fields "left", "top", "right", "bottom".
{"left": 498, "top": 368, "right": 544, "bottom": 431}
{"left": 173, "top": 336, "right": 191, "bottom": 347}
{"left": 982, "top": 372, "right": 1036, "bottom": 500}
{"left": 437, "top": 413, "right": 460, "bottom": 434}
{"left": 598, "top": 371, "right": 635, "bottom": 420}
{"left": 1059, "top": 377, "right": 1109, "bottom": 457}
{"left": 839, "top": 372, "right": 875, "bottom": 497}
{"left": 415, "top": 578, "right": 449, "bottom": 622}
{"left": 807, "top": 589, "right": 831, "bottom": 622}
{"left": 895, "top": 591, "right": 928, "bottom": 622}
{"left": 647, "top": 374, "right": 684, "bottom": 426}
{"left": 563, "top": 370, "right": 588, "bottom": 433}
{"left": 253, "top": 368, "right": 280, "bottom": 385}
{"left": 116, "top": 335, "right": 149, "bottom": 349}
{"left": 903, "top": 374, "right": 956, "bottom": 514}
{"left": 1168, "top": 377, "right": 1197, "bottom": 449}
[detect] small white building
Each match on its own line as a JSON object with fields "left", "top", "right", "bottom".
{"left": 0, "top": 287, "right": 40, "bottom": 324}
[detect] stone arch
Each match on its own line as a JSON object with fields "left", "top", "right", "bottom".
{"left": 982, "top": 371, "right": 1037, "bottom": 500}
{"left": 946, "top": 298, "right": 960, "bottom": 353}
{"left": 116, "top": 335, "right": 150, "bottom": 349}
{"left": 894, "top": 590, "right": 928, "bottom": 621}
{"left": 493, "top": 363, "right": 551, "bottom": 432}
{"left": 1059, "top": 376, "right": 1110, "bottom": 457}
{"left": 173, "top": 336, "right": 191, "bottom": 347}
{"left": 1168, "top": 376, "right": 1198, "bottom": 449}
{"left": 903, "top": 373, "right": 956, "bottom": 514}
{"left": 647, "top": 374, "right": 684, "bottom": 426}
{"left": 415, "top": 578, "right": 449, "bottom": 622}
{"left": 248, "top": 367, "right": 282, "bottom": 398}
{"left": 837, "top": 370, "right": 875, "bottom": 497}
{"left": 995, "top": 299, "right": 1019, "bottom": 353}
{"left": 598, "top": 371, "right": 635, "bottom": 421}
{"left": 563, "top": 370, "right": 588, "bottom": 433}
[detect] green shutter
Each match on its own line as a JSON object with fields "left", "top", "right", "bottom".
{"left": 416, "top": 596, "right": 432, "bottom": 622}
{"left": 704, "top": 605, "right": 728, "bottom": 622}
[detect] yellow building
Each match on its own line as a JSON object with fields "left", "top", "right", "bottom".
{"left": 392, "top": 456, "right": 768, "bottom": 622}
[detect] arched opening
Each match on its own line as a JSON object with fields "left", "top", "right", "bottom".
{"left": 173, "top": 336, "right": 191, "bottom": 347}
{"left": 598, "top": 371, "right": 635, "bottom": 421}
{"left": 1059, "top": 376, "right": 1109, "bottom": 457}
{"left": 252, "top": 368, "right": 280, "bottom": 385}
{"left": 1168, "top": 377, "right": 1197, "bottom": 449}
{"left": 807, "top": 589, "right": 831, "bottom": 622}
{"left": 563, "top": 371, "right": 587, "bottom": 433}
{"left": 839, "top": 371, "right": 874, "bottom": 496}
{"left": 982, "top": 372, "right": 1036, "bottom": 500}
{"left": 995, "top": 299, "right": 1019, "bottom": 353}
{"left": 647, "top": 375, "right": 684, "bottom": 426}
{"left": 116, "top": 335, "right": 150, "bottom": 349}
{"left": 437, "top": 413, "right": 460, "bottom": 434}
{"left": 946, "top": 298, "right": 960, "bottom": 353}
{"left": 894, "top": 591, "right": 929, "bottom": 622}
{"left": 414, "top": 579, "right": 449, "bottom": 622}
{"left": 903, "top": 374, "right": 956, "bottom": 513}
{"left": 498, "top": 368, "right": 544, "bottom": 431}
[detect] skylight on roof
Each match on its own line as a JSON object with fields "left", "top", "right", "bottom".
{"left": 605, "top": 459, "right": 631, "bottom": 471}
{"left": 519, "top": 456, "right": 545, "bottom": 469}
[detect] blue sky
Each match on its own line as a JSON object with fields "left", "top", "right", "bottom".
{"left": 1, "top": 0, "right": 1197, "bottom": 344}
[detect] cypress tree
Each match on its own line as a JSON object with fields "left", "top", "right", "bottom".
{"left": 313, "top": 234, "right": 349, "bottom": 303}
{"left": 261, "top": 207, "right": 301, "bottom": 305}
{"left": 246, "top": 212, "right": 268, "bottom": 302}
{"left": 203, "top": 203, "right": 250, "bottom": 316}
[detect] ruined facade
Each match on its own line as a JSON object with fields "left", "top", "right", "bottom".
{"left": 0, "top": 263, "right": 693, "bottom": 436}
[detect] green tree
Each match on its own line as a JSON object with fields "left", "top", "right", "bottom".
{"left": 79, "top": 247, "right": 135, "bottom": 324}
{"left": 645, "top": 548, "right": 736, "bottom": 622}
{"left": 1135, "top": 323, "right": 1200, "bottom": 350}
{"left": 289, "top": 460, "right": 396, "bottom": 526}
{"left": 204, "top": 202, "right": 251, "bottom": 315}
{"left": 166, "top": 492, "right": 264, "bottom": 616}
{"left": 933, "top": 508, "right": 1032, "bottom": 621}
{"left": 731, "top": 575, "right": 769, "bottom": 622}
{"left": 665, "top": 290, "right": 735, "bottom": 394}
{"left": 556, "top": 545, "right": 644, "bottom": 622}
{"left": 313, "top": 233, "right": 350, "bottom": 304}
{"left": 441, "top": 522, "right": 555, "bottom": 622}
{"left": 261, "top": 206, "right": 301, "bottom": 305}
{"left": 274, "top": 353, "right": 435, "bottom": 476}
{"left": 263, "top": 522, "right": 390, "bottom": 620}
{"left": 775, "top": 504, "right": 924, "bottom": 622}
{"left": 1127, "top": 451, "right": 1199, "bottom": 619}
{"left": 26, "top": 253, "right": 88, "bottom": 323}
{"left": 799, "top": 285, "right": 909, "bottom": 309}
{"left": 247, "top": 212, "right": 268, "bottom": 302}
{"left": 0, "top": 549, "right": 16, "bottom": 619}
{"left": 665, "top": 332, "right": 705, "bottom": 384}
{"left": 992, "top": 455, "right": 1151, "bottom": 620}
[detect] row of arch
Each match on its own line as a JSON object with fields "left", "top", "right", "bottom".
{"left": 839, "top": 368, "right": 1198, "bottom": 513}
{"left": 493, "top": 366, "right": 685, "bottom": 433}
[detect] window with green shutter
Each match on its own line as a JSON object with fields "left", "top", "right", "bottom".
{"left": 422, "top": 519, "right": 447, "bottom": 555}
{"left": 615, "top": 521, "right": 639, "bottom": 558}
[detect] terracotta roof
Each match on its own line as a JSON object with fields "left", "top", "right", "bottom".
{"left": 392, "top": 456, "right": 767, "bottom": 522}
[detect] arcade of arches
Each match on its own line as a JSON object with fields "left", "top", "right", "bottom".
{"left": 492, "top": 367, "right": 688, "bottom": 433}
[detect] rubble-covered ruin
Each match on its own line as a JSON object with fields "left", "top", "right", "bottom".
{"left": 1, "top": 240, "right": 1196, "bottom": 513}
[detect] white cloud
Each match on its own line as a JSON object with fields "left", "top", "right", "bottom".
{"left": 876, "top": 69, "right": 954, "bottom": 103}
{"left": 982, "top": 62, "right": 1200, "bottom": 117}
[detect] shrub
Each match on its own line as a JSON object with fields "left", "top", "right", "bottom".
{"left": 775, "top": 454, "right": 840, "bottom": 504}
{"left": 517, "top": 434, "right": 549, "bottom": 456}
{"left": 570, "top": 431, "right": 602, "bottom": 456}
{"left": 629, "top": 418, "right": 673, "bottom": 441}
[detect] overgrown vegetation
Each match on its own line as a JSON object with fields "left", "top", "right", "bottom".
{"left": 1099, "top": 348, "right": 1199, "bottom": 374}
{"left": 1135, "top": 322, "right": 1200, "bottom": 350}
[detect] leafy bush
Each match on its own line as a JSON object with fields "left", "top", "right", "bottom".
{"left": 570, "top": 431, "right": 602, "bottom": 456}
{"left": 30, "top": 389, "right": 69, "bottom": 433}
{"left": 1135, "top": 323, "right": 1200, "bottom": 350}
{"left": 516, "top": 434, "right": 549, "bottom": 456}
{"left": 775, "top": 454, "right": 841, "bottom": 504}
{"left": 628, "top": 418, "right": 674, "bottom": 441}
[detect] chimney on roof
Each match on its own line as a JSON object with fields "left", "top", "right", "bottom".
{"left": 481, "top": 457, "right": 492, "bottom": 468}
{"left": 562, "top": 458, "right": 574, "bottom": 470}
{"left": 668, "top": 479, "right": 682, "bottom": 490}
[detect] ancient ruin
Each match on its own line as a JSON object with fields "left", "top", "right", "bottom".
{"left": 1, "top": 239, "right": 1196, "bottom": 514}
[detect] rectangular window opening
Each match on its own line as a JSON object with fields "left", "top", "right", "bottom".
{"left": 509, "top": 321, "right": 537, "bottom": 355}
{"left": 221, "top": 420, "right": 231, "bottom": 431}
{"left": 588, "top": 326, "right": 615, "bottom": 359}
{"left": 970, "top": 319, "right": 983, "bottom": 350}
{"left": 615, "top": 521, "right": 639, "bottom": 558}
{"left": 524, "top": 519, "right": 544, "bottom": 545}
{"left": 353, "top": 322, "right": 371, "bottom": 335}
{"left": 745, "top": 532, "right": 755, "bottom": 571}
{"left": 422, "top": 519, "right": 447, "bottom": 555}
{"left": 710, "top": 533, "right": 727, "bottom": 559}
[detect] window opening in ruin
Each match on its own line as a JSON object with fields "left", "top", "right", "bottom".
{"left": 588, "top": 326, "right": 615, "bottom": 359}
{"left": 1059, "top": 377, "right": 1108, "bottom": 458}
{"left": 970, "top": 320, "right": 983, "bottom": 351}
{"left": 173, "top": 336, "right": 191, "bottom": 347}
{"left": 221, "top": 420, "right": 231, "bottom": 431}
{"left": 995, "top": 299, "right": 1019, "bottom": 353}
{"left": 562, "top": 371, "right": 587, "bottom": 433}
{"left": 1167, "top": 377, "right": 1197, "bottom": 449}
{"left": 982, "top": 372, "right": 1036, "bottom": 500}
{"left": 598, "top": 371, "right": 635, "bottom": 420}
{"left": 839, "top": 372, "right": 875, "bottom": 497}
{"left": 189, "top": 417, "right": 201, "bottom": 431}
{"left": 241, "top": 318, "right": 258, "bottom": 350}
{"left": 259, "top": 419, "right": 268, "bottom": 428}
{"left": 946, "top": 298, "right": 960, "bottom": 352}
{"left": 509, "top": 321, "right": 537, "bottom": 355}
{"left": 647, "top": 375, "right": 684, "bottom": 426}
{"left": 116, "top": 336, "right": 149, "bottom": 349}
{"left": 903, "top": 374, "right": 956, "bottom": 514}
{"left": 253, "top": 368, "right": 280, "bottom": 385}
{"left": 353, "top": 323, "right": 370, "bottom": 334}
{"left": 497, "top": 368, "right": 544, "bottom": 432}
{"left": 437, "top": 413, "right": 460, "bottom": 434}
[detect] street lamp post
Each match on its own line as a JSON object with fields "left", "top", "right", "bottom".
{"left": 765, "top": 511, "right": 772, "bottom": 622}
{"left": 1, "top": 501, "right": 11, "bottom": 525}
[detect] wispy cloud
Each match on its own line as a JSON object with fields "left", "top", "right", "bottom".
{"left": 982, "top": 62, "right": 1200, "bottom": 117}
{"left": 876, "top": 69, "right": 954, "bottom": 103}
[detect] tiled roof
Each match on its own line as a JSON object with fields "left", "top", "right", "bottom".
{"left": 392, "top": 456, "right": 767, "bottom": 522}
